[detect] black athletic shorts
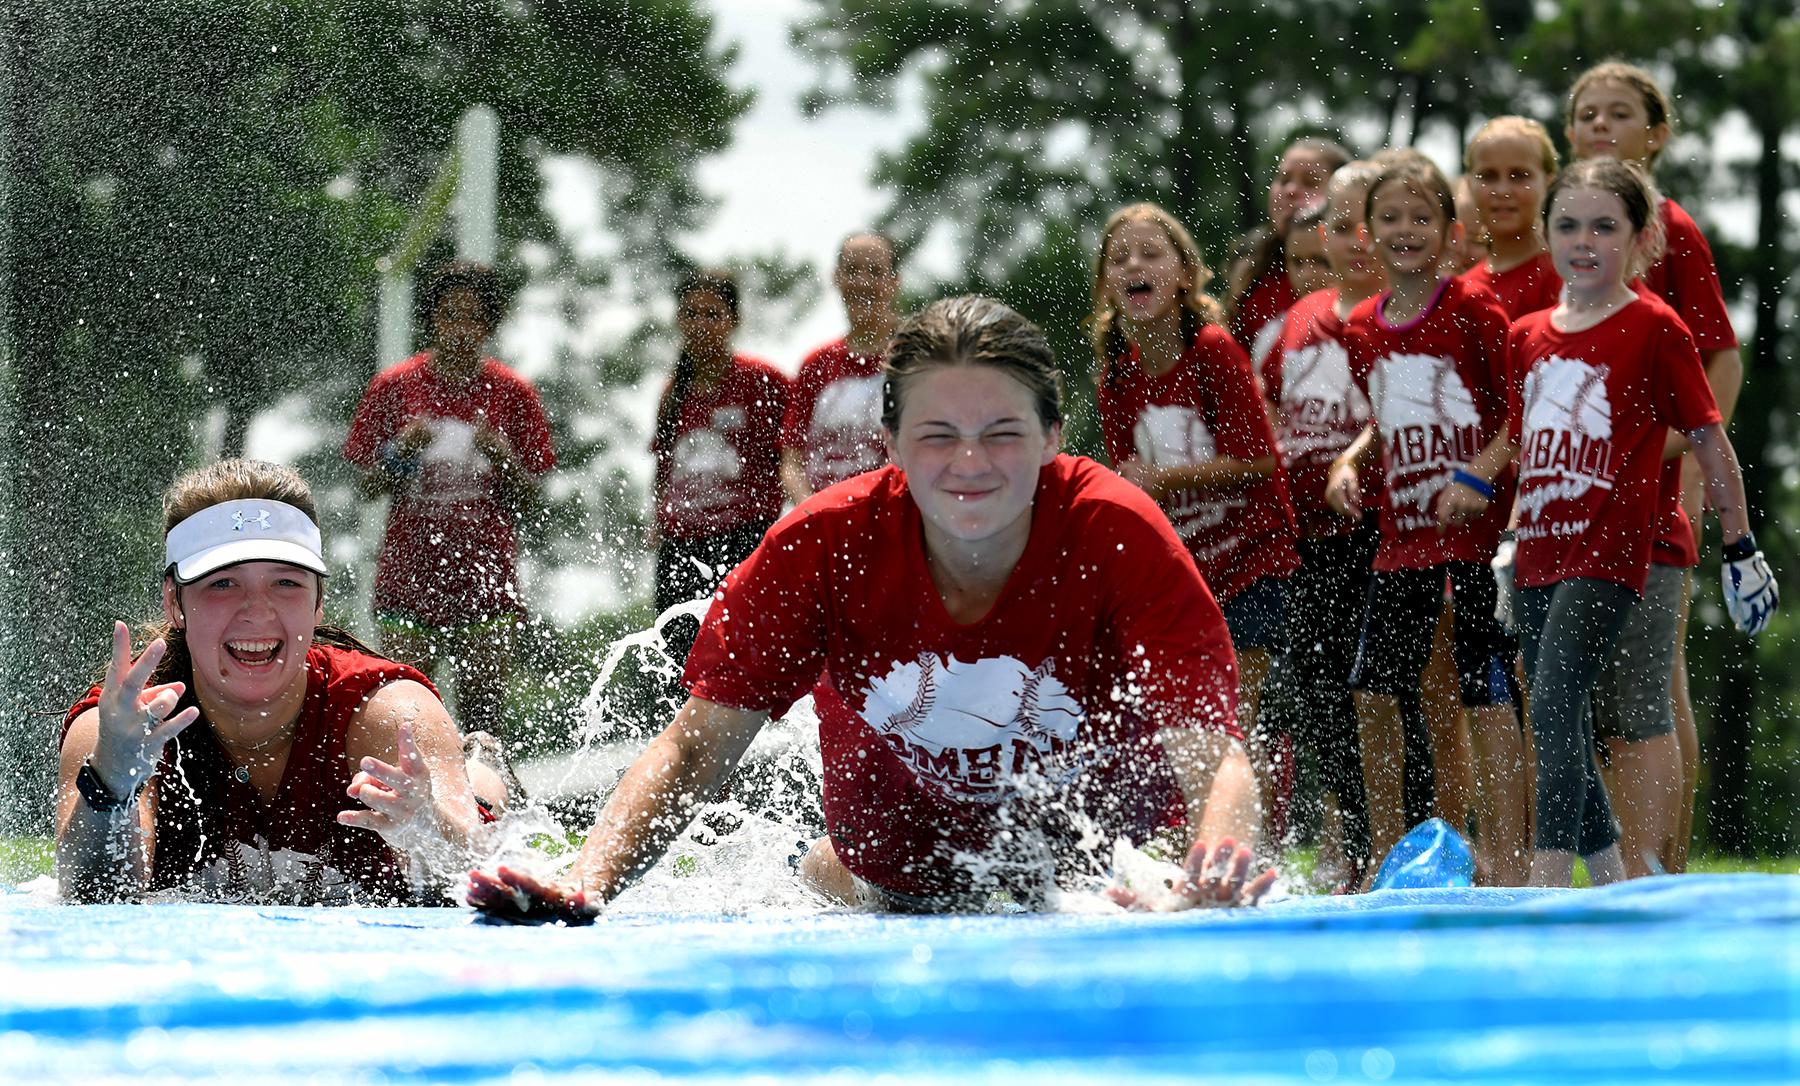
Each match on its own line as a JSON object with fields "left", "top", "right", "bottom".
{"left": 1348, "top": 562, "right": 1516, "bottom": 707}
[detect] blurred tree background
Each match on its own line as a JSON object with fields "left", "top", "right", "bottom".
{"left": 0, "top": 0, "right": 1792, "bottom": 855}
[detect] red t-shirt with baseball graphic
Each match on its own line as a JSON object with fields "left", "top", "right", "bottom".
{"left": 1229, "top": 267, "right": 1299, "bottom": 366}
{"left": 683, "top": 455, "right": 1239, "bottom": 899}
{"left": 343, "top": 354, "right": 556, "bottom": 627}
{"left": 1460, "top": 251, "right": 1562, "bottom": 321}
{"left": 1263, "top": 289, "right": 1373, "bottom": 539}
{"left": 652, "top": 355, "right": 789, "bottom": 540}
{"left": 1342, "top": 276, "right": 1514, "bottom": 571}
{"left": 1095, "top": 326, "right": 1301, "bottom": 603}
{"left": 1506, "top": 295, "right": 1720, "bottom": 593}
{"left": 780, "top": 338, "right": 889, "bottom": 493}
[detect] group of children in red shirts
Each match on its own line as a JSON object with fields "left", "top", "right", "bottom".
{"left": 1087, "top": 61, "right": 1775, "bottom": 889}
{"left": 645, "top": 59, "right": 1777, "bottom": 891}
{"left": 371, "top": 60, "right": 1776, "bottom": 897}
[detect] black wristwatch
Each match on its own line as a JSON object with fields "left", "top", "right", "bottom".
{"left": 76, "top": 758, "right": 148, "bottom": 813}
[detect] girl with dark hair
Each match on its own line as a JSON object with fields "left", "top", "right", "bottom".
{"left": 1223, "top": 137, "right": 1353, "bottom": 363}
{"left": 344, "top": 261, "right": 556, "bottom": 739}
{"left": 56, "top": 460, "right": 490, "bottom": 905}
{"left": 470, "top": 295, "right": 1271, "bottom": 920}
{"left": 650, "top": 269, "right": 789, "bottom": 663}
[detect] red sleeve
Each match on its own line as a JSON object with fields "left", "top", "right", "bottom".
{"left": 1466, "top": 288, "right": 1514, "bottom": 434}
{"left": 63, "top": 684, "right": 104, "bottom": 743}
{"left": 1655, "top": 203, "right": 1740, "bottom": 354}
{"left": 1199, "top": 332, "right": 1276, "bottom": 462}
{"left": 780, "top": 352, "right": 826, "bottom": 451}
{"left": 1505, "top": 323, "right": 1530, "bottom": 439}
{"left": 1094, "top": 488, "right": 1240, "bottom": 738}
{"left": 343, "top": 372, "right": 400, "bottom": 468}
{"left": 1094, "top": 365, "right": 1137, "bottom": 467}
{"left": 1652, "top": 311, "right": 1723, "bottom": 435}
{"left": 503, "top": 374, "right": 556, "bottom": 474}
{"left": 682, "top": 510, "right": 830, "bottom": 718}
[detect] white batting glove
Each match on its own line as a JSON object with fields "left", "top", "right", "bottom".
{"left": 1722, "top": 534, "right": 1778, "bottom": 636}
{"left": 1491, "top": 534, "right": 1517, "bottom": 635}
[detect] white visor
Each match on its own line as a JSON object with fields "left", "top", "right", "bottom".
{"left": 165, "top": 499, "right": 327, "bottom": 584}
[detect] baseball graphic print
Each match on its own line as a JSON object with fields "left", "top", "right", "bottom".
{"left": 1367, "top": 352, "right": 1482, "bottom": 531}
{"left": 860, "top": 653, "right": 1084, "bottom": 803}
{"left": 1516, "top": 354, "right": 1616, "bottom": 542}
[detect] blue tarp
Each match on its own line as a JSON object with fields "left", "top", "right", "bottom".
{"left": 2, "top": 874, "right": 1796, "bottom": 1084}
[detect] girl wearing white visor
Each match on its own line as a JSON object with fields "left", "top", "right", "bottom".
{"left": 55, "top": 460, "right": 492, "bottom": 904}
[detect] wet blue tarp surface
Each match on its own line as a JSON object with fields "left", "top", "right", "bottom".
{"left": 3, "top": 875, "right": 1796, "bottom": 1084}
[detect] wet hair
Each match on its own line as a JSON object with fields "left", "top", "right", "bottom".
{"left": 1543, "top": 157, "right": 1667, "bottom": 278}
{"left": 1567, "top": 60, "right": 1675, "bottom": 164}
{"left": 653, "top": 268, "right": 741, "bottom": 454}
{"left": 421, "top": 261, "right": 507, "bottom": 336}
{"left": 138, "top": 459, "right": 378, "bottom": 696}
{"left": 882, "top": 294, "right": 1062, "bottom": 433}
{"left": 1464, "top": 115, "right": 1560, "bottom": 178}
{"left": 1224, "top": 137, "right": 1353, "bottom": 322}
{"left": 1089, "top": 203, "right": 1226, "bottom": 383}
{"left": 1365, "top": 157, "right": 1457, "bottom": 226}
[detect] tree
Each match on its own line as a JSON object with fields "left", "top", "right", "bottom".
{"left": 0, "top": 0, "right": 751, "bottom": 833}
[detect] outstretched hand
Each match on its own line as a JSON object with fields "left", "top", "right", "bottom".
{"left": 467, "top": 865, "right": 600, "bottom": 926}
{"left": 1108, "top": 837, "right": 1277, "bottom": 911}
{"left": 91, "top": 621, "right": 201, "bottom": 788}
{"left": 338, "top": 722, "right": 445, "bottom": 856}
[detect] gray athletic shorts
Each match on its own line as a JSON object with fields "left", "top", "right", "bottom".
{"left": 1591, "top": 564, "right": 1685, "bottom": 743}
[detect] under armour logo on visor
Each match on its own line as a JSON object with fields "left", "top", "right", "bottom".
{"left": 231, "top": 510, "right": 272, "bottom": 532}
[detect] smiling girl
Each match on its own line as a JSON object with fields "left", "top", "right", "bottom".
{"left": 1325, "top": 158, "right": 1529, "bottom": 886}
{"left": 469, "top": 295, "right": 1272, "bottom": 920}
{"left": 1437, "top": 157, "right": 1774, "bottom": 886}
{"left": 56, "top": 460, "right": 487, "bottom": 905}
{"left": 1459, "top": 117, "right": 1562, "bottom": 320}
{"left": 1090, "top": 203, "right": 1301, "bottom": 848}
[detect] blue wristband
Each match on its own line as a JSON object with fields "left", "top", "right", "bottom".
{"left": 1451, "top": 469, "right": 1494, "bottom": 500}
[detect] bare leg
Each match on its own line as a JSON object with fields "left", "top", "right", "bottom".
{"left": 1239, "top": 648, "right": 1283, "bottom": 848}
{"left": 1422, "top": 600, "right": 1475, "bottom": 831}
{"left": 799, "top": 836, "right": 856, "bottom": 905}
{"left": 1356, "top": 690, "right": 1407, "bottom": 886}
{"left": 1529, "top": 848, "right": 1576, "bottom": 887}
{"left": 1469, "top": 705, "right": 1530, "bottom": 885}
{"left": 1584, "top": 844, "right": 1627, "bottom": 886}
{"left": 446, "top": 620, "right": 516, "bottom": 739}
{"left": 1602, "top": 732, "right": 1683, "bottom": 878}
{"left": 1668, "top": 571, "right": 1698, "bottom": 873}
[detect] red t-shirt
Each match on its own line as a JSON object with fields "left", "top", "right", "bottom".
{"left": 1343, "top": 277, "right": 1514, "bottom": 570}
{"left": 343, "top": 354, "right": 555, "bottom": 627}
{"left": 64, "top": 645, "right": 436, "bottom": 903}
{"left": 1644, "top": 199, "right": 1739, "bottom": 355}
{"left": 683, "top": 455, "right": 1239, "bottom": 898}
{"left": 1264, "top": 289, "right": 1373, "bottom": 539}
{"left": 1507, "top": 296, "right": 1721, "bottom": 593}
{"left": 652, "top": 354, "right": 788, "bottom": 540}
{"left": 1096, "top": 326, "right": 1301, "bottom": 603}
{"left": 1460, "top": 251, "right": 1562, "bottom": 321}
{"left": 780, "top": 338, "right": 889, "bottom": 492}
{"left": 1230, "top": 267, "right": 1300, "bottom": 363}
{"left": 1641, "top": 198, "right": 1738, "bottom": 569}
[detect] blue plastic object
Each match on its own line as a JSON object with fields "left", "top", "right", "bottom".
{"left": 1372, "top": 816, "right": 1476, "bottom": 889}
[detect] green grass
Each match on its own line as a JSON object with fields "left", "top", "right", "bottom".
{"left": 1, "top": 836, "right": 53, "bottom": 883}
